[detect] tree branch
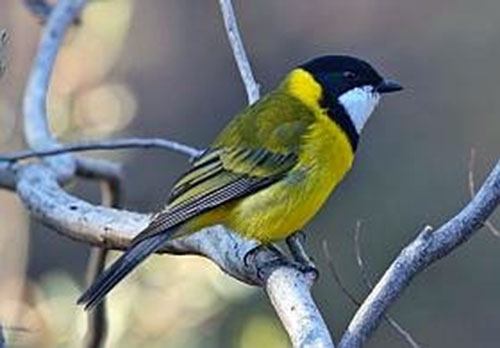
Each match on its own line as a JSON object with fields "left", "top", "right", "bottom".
{"left": 468, "top": 149, "right": 500, "bottom": 236}
{"left": 323, "top": 231, "right": 420, "bottom": 348}
{"left": 0, "top": 138, "right": 203, "bottom": 163}
{"left": 0, "top": 29, "right": 7, "bottom": 80}
{"left": 217, "top": 0, "right": 260, "bottom": 104}
{"left": 22, "top": 0, "right": 87, "bottom": 178}
{"left": 338, "top": 160, "right": 500, "bottom": 348}
{"left": 84, "top": 248, "right": 108, "bottom": 348}
{"left": 83, "top": 178, "right": 123, "bottom": 348}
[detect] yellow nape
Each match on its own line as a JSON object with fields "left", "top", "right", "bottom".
{"left": 282, "top": 68, "right": 323, "bottom": 110}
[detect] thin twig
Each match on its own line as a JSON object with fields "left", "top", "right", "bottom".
{"left": 0, "top": 29, "right": 7, "bottom": 80}
{"left": 0, "top": 138, "right": 203, "bottom": 163}
{"left": 468, "top": 149, "right": 500, "bottom": 236}
{"left": 354, "top": 221, "right": 421, "bottom": 348}
{"left": 84, "top": 249, "right": 108, "bottom": 348}
{"left": 83, "top": 178, "right": 123, "bottom": 348}
{"left": 217, "top": 0, "right": 260, "bottom": 104}
{"left": 322, "top": 240, "right": 361, "bottom": 306}
{"left": 353, "top": 221, "right": 372, "bottom": 288}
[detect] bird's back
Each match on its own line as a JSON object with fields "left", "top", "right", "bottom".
{"left": 213, "top": 88, "right": 316, "bottom": 154}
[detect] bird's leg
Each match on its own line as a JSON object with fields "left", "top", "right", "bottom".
{"left": 286, "top": 230, "right": 319, "bottom": 279}
{"left": 243, "top": 232, "right": 319, "bottom": 281}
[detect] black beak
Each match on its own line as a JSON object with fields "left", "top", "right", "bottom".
{"left": 376, "top": 79, "right": 403, "bottom": 94}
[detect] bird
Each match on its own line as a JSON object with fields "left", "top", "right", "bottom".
{"left": 78, "top": 55, "right": 402, "bottom": 310}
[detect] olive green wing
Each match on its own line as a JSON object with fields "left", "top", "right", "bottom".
{"left": 131, "top": 147, "right": 297, "bottom": 243}
{"left": 213, "top": 91, "right": 315, "bottom": 152}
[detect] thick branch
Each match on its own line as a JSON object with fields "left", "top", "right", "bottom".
{"left": 23, "top": 0, "right": 88, "bottom": 179}
{"left": 339, "top": 160, "right": 500, "bottom": 348}
{"left": 266, "top": 268, "right": 334, "bottom": 347}
{"left": 14, "top": 163, "right": 332, "bottom": 342}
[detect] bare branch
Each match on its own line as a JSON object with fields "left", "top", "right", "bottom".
{"left": 22, "top": 0, "right": 87, "bottom": 177}
{"left": 0, "top": 138, "right": 203, "bottom": 163}
{"left": 339, "top": 160, "right": 500, "bottom": 348}
{"left": 353, "top": 222, "right": 372, "bottom": 288}
{"left": 0, "top": 29, "right": 7, "bottom": 80}
{"left": 14, "top": 163, "right": 334, "bottom": 347}
{"left": 322, "top": 240, "right": 361, "bottom": 306}
{"left": 266, "top": 268, "right": 334, "bottom": 347}
{"left": 468, "top": 149, "right": 500, "bottom": 236}
{"left": 323, "top": 227, "right": 420, "bottom": 348}
{"left": 84, "top": 248, "right": 108, "bottom": 348}
{"left": 83, "top": 178, "right": 124, "bottom": 348}
{"left": 217, "top": 0, "right": 260, "bottom": 104}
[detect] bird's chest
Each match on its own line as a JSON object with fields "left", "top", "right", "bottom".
{"left": 231, "top": 116, "right": 355, "bottom": 242}
{"left": 282, "top": 117, "right": 355, "bottom": 224}
{"left": 298, "top": 117, "right": 355, "bottom": 188}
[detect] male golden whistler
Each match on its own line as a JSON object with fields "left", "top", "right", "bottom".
{"left": 79, "top": 55, "right": 402, "bottom": 309}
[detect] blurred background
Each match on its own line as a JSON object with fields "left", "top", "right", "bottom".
{"left": 0, "top": 0, "right": 499, "bottom": 346}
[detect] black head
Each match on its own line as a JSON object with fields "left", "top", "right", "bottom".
{"left": 300, "top": 55, "right": 402, "bottom": 99}
{"left": 299, "top": 55, "right": 402, "bottom": 152}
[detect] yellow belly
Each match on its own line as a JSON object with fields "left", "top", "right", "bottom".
{"left": 184, "top": 114, "right": 355, "bottom": 243}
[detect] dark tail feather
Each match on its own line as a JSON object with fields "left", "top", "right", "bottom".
{"left": 78, "top": 232, "right": 173, "bottom": 310}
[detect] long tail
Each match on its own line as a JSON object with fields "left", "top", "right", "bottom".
{"left": 77, "top": 231, "right": 174, "bottom": 310}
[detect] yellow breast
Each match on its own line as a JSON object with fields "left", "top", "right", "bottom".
{"left": 227, "top": 114, "right": 353, "bottom": 242}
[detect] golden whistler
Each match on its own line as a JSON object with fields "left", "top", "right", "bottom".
{"left": 79, "top": 55, "right": 402, "bottom": 309}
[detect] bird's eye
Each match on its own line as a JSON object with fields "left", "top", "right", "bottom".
{"left": 343, "top": 71, "right": 357, "bottom": 80}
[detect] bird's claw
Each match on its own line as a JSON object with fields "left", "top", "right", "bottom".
{"left": 286, "top": 230, "right": 318, "bottom": 279}
{"left": 243, "top": 243, "right": 283, "bottom": 268}
{"left": 243, "top": 238, "right": 318, "bottom": 281}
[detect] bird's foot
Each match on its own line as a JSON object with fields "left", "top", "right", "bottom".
{"left": 243, "top": 243, "right": 283, "bottom": 268}
{"left": 243, "top": 232, "right": 318, "bottom": 282}
{"left": 286, "top": 230, "right": 319, "bottom": 279}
